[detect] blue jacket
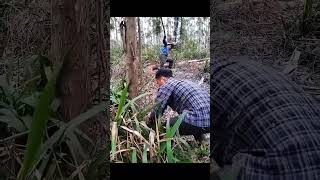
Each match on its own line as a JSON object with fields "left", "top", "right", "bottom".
{"left": 161, "top": 36, "right": 169, "bottom": 56}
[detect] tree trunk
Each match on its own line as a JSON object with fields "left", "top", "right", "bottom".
{"left": 197, "top": 18, "right": 201, "bottom": 49}
{"left": 51, "top": 0, "right": 90, "bottom": 122}
{"left": 174, "top": 17, "right": 179, "bottom": 42}
{"left": 114, "top": 18, "right": 119, "bottom": 44}
{"left": 125, "top": 17, "right": 139, "bottom": 99}
{"left": 137, "top": 17, "right": 143, "bottom": 81}
{"left": 180, "top": 17, "right": 185, "bottom": 45}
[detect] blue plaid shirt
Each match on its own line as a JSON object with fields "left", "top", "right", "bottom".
{"left": 211, "top": 59, "right": 320, "bottom": 180}
{"left": 151, "top": 77, "right": 210, "bottom": 128}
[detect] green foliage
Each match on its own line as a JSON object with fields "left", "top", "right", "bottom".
{"left": 110, "top": 47, "right": 123, "bottom": 64}
{"left": 0, "top": 74, "right": 39, "bottom": 133}
{"left": 142, "top": 46, "right": 161, "bottom": 62}
{"left": 0, "top": 55, "right": 108, "bottom": 179}
{"left": 172, "top": 39, "right": 209, "bottom": 60}
{"left": 152, "top": 18, "right": 162, "bottom": 35}
{"left": 17, "top": 57, "right": 57, "bottom": 180}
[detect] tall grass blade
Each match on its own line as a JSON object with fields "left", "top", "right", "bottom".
{"left": 165, "top": 113, "right": 186, "bottom": 163}
{"left": 66, "top": 102, "right": 107, "bottom": 129}
{"left": 17, "top": 74, "right": 56, "bottom": 180}
{"left": 142, "top": 144, "right": 148, "bottom": 163}
{"left": 166, "top": 119, "right": 174, "bottom": 163}
{"left": 115, "top": 83, "right": 128, "bottom": 125}
{"left": 168, "top": 112, "right": 186, "bottom": 137}
{"left": 111, "top": 122, "right": 118, "bottom": 161}
{"left": 131, "top": 148, "right": 137, "bottom": 163}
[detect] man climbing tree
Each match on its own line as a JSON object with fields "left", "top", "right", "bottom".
{"left": 147, "top": 68, "right": 210, "bottom": 142}
{"left": 159, "top": 18, "right": 174, "bottom": 69}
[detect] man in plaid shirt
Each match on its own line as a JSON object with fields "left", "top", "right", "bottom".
{"left": 211, "top": 58, "right": 320, "bottom": 179}
{"left": 148, "top": 68, "right": 210, "bottom": 141}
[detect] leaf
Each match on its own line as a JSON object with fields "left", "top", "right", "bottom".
{"left": 19, "top": 93, "right": 39, "bottom": 108}
{"left": 37, "top": 152, "right": 52, "bottom": 180}
{"left": 0, "top": 109, "right": 26, "bottom": 132}
{"left": 123, "top": 92, "right": 152, "bottom": 113}
{"left": 67, "top": 161, "right": 87, "bottom": 180}
{"left": 168, "top": 112, "right": 186, "bottom": 138}
{"left": 133, "top": 116, "right": 142, "bottom": 133}
{"left": 283, "top": 48, "right": 301, "bottom": 74}
{"left": 166, "top": 119, "right": 174, "bottom": 163}
{"left": 0, "top": 75, "right": 15, "bottom": 102}
{"left": 166, "top": 138, "right": 174, "bottom": 163}
{"left": 66, "top": 102, "right": 107, "bottom": 130}
{"left": 86, "top": 148, "right": 109, "bottom": 179}
{"left": 131, "top": 148, "right": 137, "bottom": 163}
{"left": 176, "top": 138, "right": 191, "bottom": 151}
{"left": 17, "top": 73, "right": 56, "bottom": 180}
{"left": 50, "top": 98, "right": 61, "bottom": 112}
{"left": 65, "top": 129, "right": 88, "bottom": 161}
{"left": 20, "top": 115, "right": 32, "bottom": 130}
{"left": 43, "top": 161, "right": 57, "bottom": 180}
{"left": 142, "top": 144, "right": 148, "bottom": 163}
{"left": 111, "top": 122, "right": 118, "bottom": 161}
{"left": 74, "top": 128, "right": 94, "bottom": 146}
{"left": 165, "top": 113, "right": 186, "bottom": 163}
{"left": 115, "top": 83, "right": 128, "bottom": 125}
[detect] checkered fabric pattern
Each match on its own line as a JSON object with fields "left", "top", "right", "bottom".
{"left": 151, "top": 77, "right": 210, "bottom": 128}
{"left": 211, "top": 59, "right": 320, "bottom": 180}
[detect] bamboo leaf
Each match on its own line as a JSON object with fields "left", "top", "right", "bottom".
{"left": 111, "top": 122, "right": 118, "bottom": 161}
{"left": 115, "top": 83, "right": 128, "bottom": 125}
{"left": 168, "top": 112, "right": 186, "bottom": 138}
{"left": 131, "top": 148, "right": 137, "bottom": 163}
{"left": 142, "top": 144, "right": 148, "bottom": 163}
{"left": 17, "top": 74, "right": 56, "bottom": 180}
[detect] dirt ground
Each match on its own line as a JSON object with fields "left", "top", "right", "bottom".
{"left": 212, "top": 0, "right": 320, "bottom": 100}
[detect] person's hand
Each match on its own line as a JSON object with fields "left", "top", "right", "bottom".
{"left": 147, "top": 112, "right": 155, "bottom": 128}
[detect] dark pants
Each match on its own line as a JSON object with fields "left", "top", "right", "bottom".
{"left": 166, "top": 59, "right": 173, "bottom": 69}
{"left": 163, "top": 116, "right": 210, "bottom": 141}
{"left": 159, "top": 54, "right": 173, "bottom": 69}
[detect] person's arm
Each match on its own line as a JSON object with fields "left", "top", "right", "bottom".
{"left": 162, "top": 35, "right": 167, "bottom": 47}
{"left": 149, "top": 83, "right": 173, "bottom": 123}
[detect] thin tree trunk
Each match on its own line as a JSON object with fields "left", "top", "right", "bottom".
{"left": 125, "top": 17, "right": 139, "bottom": 99}
{"left": 137, "top": 17, "right": 143, "bottom": 80}
{"left": 180, "top": 17, "right": 184, "bottom": 45}
{"left": 174, "top": 17, "right": 179, "bottom": 42}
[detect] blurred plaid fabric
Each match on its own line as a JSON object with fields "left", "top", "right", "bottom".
{"left": 211, "top": 58, "right": 320, "bottom": 180}
{"left": 151, "top": 77, "right": 210, "bottom": 128}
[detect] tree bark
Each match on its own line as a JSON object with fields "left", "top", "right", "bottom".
{"left": 174, "top": 17, "right": 179, "bottom": 42}
{"left": 51, "top": 0, "right": 90, "bottom": 122}
{"left": 125, "top": 17, "right": 139, "bottom": 99}
{"left": 137, "top": 17, "right": 143, "bottom": 81}
{"left": 180, "top": 17, "right": 185, "bottom": 45}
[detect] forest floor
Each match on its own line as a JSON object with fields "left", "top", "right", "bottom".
{"left": 212, "top": 0, "right": 320, "bottom": 100}
{"left": 111, "top": 58, "right": 210, "bottom": 163}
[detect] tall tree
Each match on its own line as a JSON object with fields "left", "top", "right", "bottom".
{"left": 124, "top": 17, "right": 139, "bottom": 99}
{"left": 173, "top": 17, "right": 179, "bottom": 42}
{"left": 180, "top": 17, "right": 186, "bottom": 45}
{"left": 197, "top": 17, "right": 202, "bottom": 50}
{"left": 51, "top": 0, "right": 90, "bottom": 122}
{"left": 137, "top": 17, "right": 142, "bottom": 63}
{"left": 137, "top": 17, "right": 143, "bottom": 84}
